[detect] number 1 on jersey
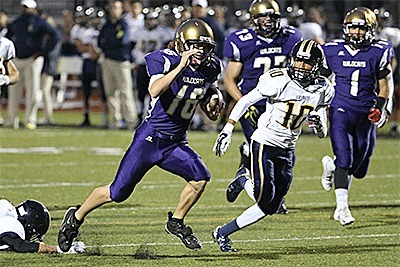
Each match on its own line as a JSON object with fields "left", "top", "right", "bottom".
{"left": 350, "top": 70, "right": 360, "bottom": 96}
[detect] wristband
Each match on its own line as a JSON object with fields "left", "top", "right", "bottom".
{"left": 223, "top": 123, "right": 234, "bottom": 133}
{"left": 375, "top": 96, "right": 387, "bottom": 111}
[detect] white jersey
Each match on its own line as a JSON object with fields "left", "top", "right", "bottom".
{"left": 131, "top": 26, "right": 171, "bottom": 65}
{"left": 229, "top": 68, "right": 334, "bottom": 148}
{"left": 0, "top": 199, "right": 25, "bottom": 250}
{"left": 71, "top": 24, "right": 100, "bottom": 59}
{"left": 298, "top": 22, "right": 324, "bottom": 41}
{"left": 376, "top": 27, "right": 400, "bottom": 48}
{"left": 0, "top": 37, "right": 16, "bottom": 75}
{"left": 124, "top": 13, "right": 145, "bottom": 38}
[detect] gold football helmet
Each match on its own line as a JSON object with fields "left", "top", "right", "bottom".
{"left": 343, "top": 7, "right": 377, "bottom": 48}
{"left": 249, "top": 0, "right": 281, "bottom": 38}
{"left": 174, "top": 19, "right": 215, "bottom": 65}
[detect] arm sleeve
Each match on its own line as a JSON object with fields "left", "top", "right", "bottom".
{"left": 229, "top": 89, "right": 265, "bottom": 122}
{"left": 0, "top": 235, "right": 39, "bottom": 253}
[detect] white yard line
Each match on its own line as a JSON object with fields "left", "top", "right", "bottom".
{"left": 1, "top": 174, "right": 398, "bottom": 188}
{"left": 47, "top": 198, "right": 399, "bottom": 214}
{"left": 86, "top": 233, "right": 399, "bottom": 248}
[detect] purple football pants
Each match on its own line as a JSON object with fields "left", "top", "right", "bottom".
{"left": 109, "top": 121, "right": 211, "bottom": 202}
{"left": 329, "top": 106, "right": 376, "bottom": 178}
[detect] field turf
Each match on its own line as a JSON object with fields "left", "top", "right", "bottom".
{"left": 0, "top": 111, "right": 399, "bottom": 266}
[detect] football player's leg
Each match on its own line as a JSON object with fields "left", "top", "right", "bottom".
{"left": 212, "top": 142, "right": 275, "bottom": 252}
{"left": 212, "top": 203, "right": 265, "bottom": 252}
{"left": 329, "top": 109, "right": 356, "bottom": 225}
{"left": 160, "top": 143, "right": 210, "bottom": 250}
{"left": 160, "top": 144, "right": 210, "bottom": 219}
{"left": 271, "top": 149, "right": 294, "bottom": 215}
{"left": 59, "top": 125, "right": 155, "bottom": 251}
{"left": 352, "top": 123, "right": 376, "bottom": 179}
{"left": 330, "top": 108, "right": 354, "bottom": 191}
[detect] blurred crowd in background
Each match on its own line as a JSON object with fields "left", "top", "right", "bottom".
{"left": 0, "top": 0, "right": 399, "bottom": 135}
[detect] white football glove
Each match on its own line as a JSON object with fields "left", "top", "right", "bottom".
{"left": 213, "top": 123, "right": 234, "bottom": 157}
{"left": 57, "top": 241, "right": 86, "bottom": 254}
{"left": 0, "top": 75, "right": 10, "bottom": 86}
{"left": 376, "top": 109, "right": 388, "bottom": 128}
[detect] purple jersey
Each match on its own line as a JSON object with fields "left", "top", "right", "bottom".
{"left": 223, "top": 26, "right": 302, "bottom": 98}
{"left": 322, "top": 39, "right": 392, "bottom": 113}
{"left": 144, "top": 48, "right": 222, "bottom": 135}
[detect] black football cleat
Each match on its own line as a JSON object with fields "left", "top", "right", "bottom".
{"left": 165, "top": 211, "right": 202, "bottom": 251}
{"left": 276, "top": 200, "right": 288, "bottom": 215}
{"left": 58, "top": 206, "right": 83, "bottom": 252}
{"left": 226, "top": 166, "right": 250, "bottom": 203}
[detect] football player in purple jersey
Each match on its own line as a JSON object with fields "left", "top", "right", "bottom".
{"left": 320, "top": 7, "right": 391, "bottom": 226}
{"left": 223, "top": 0, "right": 302, "bottom": 214}
{"left": 58, "top": 19, "right": 224, "bottom": 252}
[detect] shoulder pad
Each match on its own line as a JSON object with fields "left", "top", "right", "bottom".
{"left": 324, "top": 39, "right": 343, "bottom": 46}
{"left": 226, "top": 29, "right": 257, "bottom": 45}
{"left": 281, "top": 25, "right": 298, "bottom": 35}
{"left": 160, "top": 48, "right": 179, "bottom": 57}
{"left": 371, "top": 40, "right": 389, "bottom": 50}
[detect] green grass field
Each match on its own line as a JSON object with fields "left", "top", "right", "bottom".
{"left": 0, "top": 111, "right": 399, "bottom": 267}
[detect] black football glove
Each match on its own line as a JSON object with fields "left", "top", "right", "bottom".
{"left": 244, "top": 106, "right": 260, "bottom": 128}
{"left": 307, "top": 113, "right": 323, "bottom": 132}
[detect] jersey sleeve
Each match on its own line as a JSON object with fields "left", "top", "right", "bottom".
{"left": 255, "top": 69, "right": 285, "bottom": 98}
{"left": 228, "top": 89, "right": 265, "bottom": 122}
{"left": 223, "top": 32, "right": 241, "bottom": 61}
{"left": 223, "top": 29, "right": 256, "bottom": 61}
{"left": 145, "top": 50, "right": 170, "bottom": 76}
{"left": 0, "top": 235, "right": 40, "bottom": 253}
{"left": 375, "top": 41, "right": 393, "bottom": 79}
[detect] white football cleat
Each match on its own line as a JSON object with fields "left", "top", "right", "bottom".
{"left": 334, "top": 207, "right": 355, "bottom": 226}
{"left": 321, "top": 156, "right": 334, "bottom": 191}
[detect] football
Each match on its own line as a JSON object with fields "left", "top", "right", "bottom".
{"left": 208, "top": 89, "right": 225, "bottom": 111}
{"left": 206, "top": 89, "right": 225, "bottom": 120}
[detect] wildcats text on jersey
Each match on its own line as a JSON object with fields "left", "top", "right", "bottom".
{"left": 342, "top": 60, "right": 367, "bottom": 68}
{"left": 260, "top": 47, "right": 283, "bottom": 55}
{"left": 182, "top": 76, "right": 205, "bottom": 85}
